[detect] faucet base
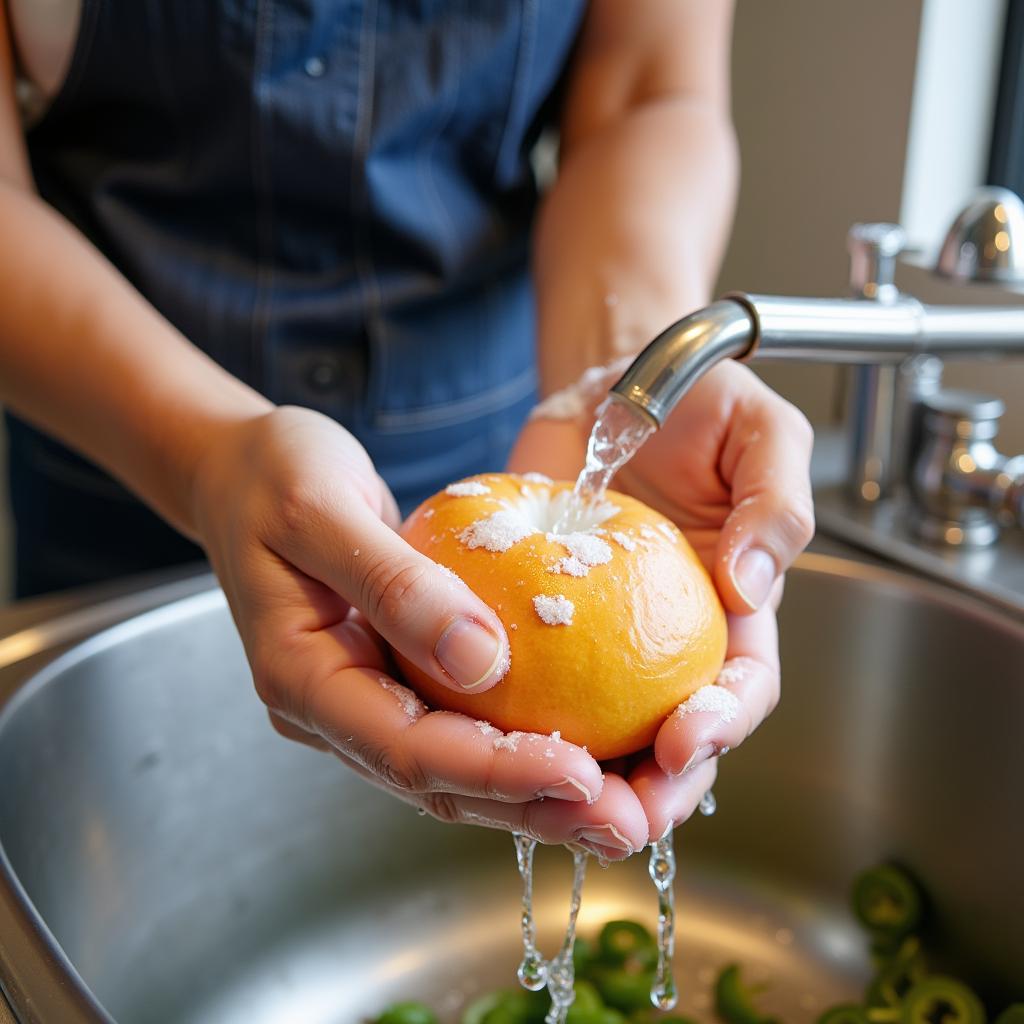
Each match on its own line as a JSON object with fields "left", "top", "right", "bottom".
{"left": 915, "top": 515, "right": 1001, "bottom": 548}
{"left": 812, "top": 484, "right": 1024, "bottom": 620}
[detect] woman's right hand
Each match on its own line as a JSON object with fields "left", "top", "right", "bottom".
{"left": 190, "top": 406, "right": 651, "bottom": 860}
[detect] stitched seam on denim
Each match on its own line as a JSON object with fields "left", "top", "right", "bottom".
{"left": 373, "top": 366, "right": 536, "bottom": 432}
{"left": 494, "top": 0, "right": 538, "bottom": 180}
{"left": 417, "top": 17, "right": 461, "bottom": 262}
{"left": 352, "top": 0, "right": 384, "bottom": 415}
{"left": 249, "top": 0, "right": 275, "bottom": 392}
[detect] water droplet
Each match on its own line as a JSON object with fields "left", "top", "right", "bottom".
{"left": 698, "top": 789, "right": 717, "bottom": 816}
{"left": 648, "top": 831, "right": 678, "bottom": 1010}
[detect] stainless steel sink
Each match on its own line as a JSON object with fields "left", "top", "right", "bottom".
{"left": 0, "top": 552, "right": 1021, "bottom": 1023}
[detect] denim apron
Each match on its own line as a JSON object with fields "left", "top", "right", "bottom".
{"left": 8, "top": 0, "right": 586, "bottom": 596}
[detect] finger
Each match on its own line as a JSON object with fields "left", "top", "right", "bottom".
{"left": 267, "top": 710, "right": 334, "bottom": 752}
{"left": 427, "top": 773, "right": 649, "bottom": 861}
{"left": 376, "top": 474, "right": 402, "bottom": 531}
{"left": 328, "top": 756, "right": 647, "bottom": 862}
{"left": 301, "top": 661, "right": 605, "bottom": 803}
{"left": 714, "top": 385, "right": 814, "bottom": 613}
{"left": 628, "top": 757, "right": 719, "bottom": 842}
{"left": 653, "top": 601, "right": 780, "bottom": 777}
{"left": 272, "top": 495, "right": 510, "bottom": 694}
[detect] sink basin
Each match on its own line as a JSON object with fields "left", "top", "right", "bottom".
{"left": 0, "top": 552, "right": 1021, "bottom": 1022}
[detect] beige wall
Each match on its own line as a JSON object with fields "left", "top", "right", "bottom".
{"left": 721, "top": 0, "right": 1024, "bottom": 453}
{"left": 718, "top": 0, "right": 924, "bottom": 424}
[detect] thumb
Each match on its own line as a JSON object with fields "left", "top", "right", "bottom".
{"left": 714, "top": 401, "right": 815, "bottom": 614}
{"left": 277, "top": 498, "right": 510, "bottom": 694}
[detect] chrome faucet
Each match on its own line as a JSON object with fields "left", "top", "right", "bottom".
{"left": 609, "top": 188, "right": 1024, "bottom": 614}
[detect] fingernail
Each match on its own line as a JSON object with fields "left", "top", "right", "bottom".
{"left": 731, "top": 547, "right": 777, "bottom": 611}
{"left": 676, "top": 742, "right": 716, "bottom": 776}
{"left": 537, "top": 776, "right": 593, "bottom": 802}
{"left": 574, "top": 824, "right": 634, "bottom": 856}
{"left": 435, "top": 617, "right": 507, "bottom": 690}
{"left": 576, "top": 840, "right": 631, "bottom": 862}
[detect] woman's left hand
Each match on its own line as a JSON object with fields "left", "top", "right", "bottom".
{"left": 508, "top": 359, "right": 815, "bottom": 840}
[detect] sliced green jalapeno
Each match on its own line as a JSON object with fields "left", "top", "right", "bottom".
{"left": 899, "top": 977, "right": 986, "bottom": 1024}
{"left": 852, "top": 865, "right": 924, "bottom": 938}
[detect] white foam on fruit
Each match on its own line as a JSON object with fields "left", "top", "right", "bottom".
{"left": 457, "top": 487, "right": 618, "bottom": 556}
{"left": 533, "top": 594, "right": 574, "bottom": 626}
{"left": 446, "top": 480, "right": 491, "bottom": 497}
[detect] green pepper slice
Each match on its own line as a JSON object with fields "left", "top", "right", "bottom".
{"left": 630, "top": 1012, "right": 700, "bottom": 1024}
{"left": 714, "top": 964, "right": 779, "bottom": 1024}
{"left": 565, "top": 1008, "right": 627, "bottom": 1024}
{"left": 462, "top": 990, "right": 546, "bottom": 1024}
{"left": 598, "top": 921, "right": 658, "bottom": 970}
{"left": 590, "top": 965, "right": 656, "bottom": 1012}
{"left": 866, "top": 937, "right": 928, "bottom": 1010}
{"left": 852, "top": 865, "right": 924, "bottom": 938}
{"left": 377, "top": 1002, "right": 440, "bottom": 1024}
{"left": 574, "top": 937, "right": 598, "bottom": 976}
{"left": 994, "top": 1007, "right": 1024, "bottom": 1024}
{"left": 900, "top": 977, "right": 986, "bottom": 1024}
{"left": 570, "top": 981, "right": 605, "bottom": 1011}
{"left": 818, "top": 1007, "right": 872, "bottom": 1024}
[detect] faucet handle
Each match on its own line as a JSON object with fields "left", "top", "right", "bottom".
{"left": 847, "top": 222, "right": 906, "bottom": 303}
{"left": 911, "top": 389, "right": 1008, "bottom": 546}
{"left": 920, "top": 389, "right": 1004, "bottom": 441}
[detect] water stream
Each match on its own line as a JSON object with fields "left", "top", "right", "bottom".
{"left": 514, "top": 393, "right": 718, "bottom": 1013}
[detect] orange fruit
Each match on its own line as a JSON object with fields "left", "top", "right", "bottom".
{"left": 396, "top": 473, "right": 727, "bottom": 759}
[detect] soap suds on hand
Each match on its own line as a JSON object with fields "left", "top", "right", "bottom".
{"left": 435, "top": 563, "right": 463, "bottom": 584}
{"left": 493, "top": 730, "right": 525, "bottom": 752}
{"left": 378, "top": 677, "right": 427, "bottom": 721}
{"left": 716, "top": 656, "right": 761, "bottom": 688}
{"left": 674, "top": 684, "right": 740, "bottom": 722}
{"left": 533, "top": 594, "right": 575, "bottom": 626}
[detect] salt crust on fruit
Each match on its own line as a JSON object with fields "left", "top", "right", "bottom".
{"left": 400, "top": 473, "right": 728, "bottom": 758}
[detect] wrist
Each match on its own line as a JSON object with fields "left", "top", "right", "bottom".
{"left": 168, "top": 394, "right": 275, "bottom": 542}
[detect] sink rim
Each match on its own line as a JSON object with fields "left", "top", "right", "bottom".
{"left": 0, "top": 550, "right": 1021, "bottom": 1024}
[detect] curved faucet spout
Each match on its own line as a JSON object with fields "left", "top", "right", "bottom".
{"left": 612, "top": 292, "right": 1024, "bottom": 429}
{"left": 609, "top": 299, "right": 756, "bottom": 427}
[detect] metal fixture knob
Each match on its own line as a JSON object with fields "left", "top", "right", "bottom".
{"left": 910, "top": 389, "right": 1021, "bottom": 547}
{"left": 934, "top": 186, "right": 1024, "bottom": 284}
{"left": 848, "top": 222, "right": 906, "bottom": 303}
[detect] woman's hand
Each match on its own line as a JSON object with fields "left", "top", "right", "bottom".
{"left": 509, "top": 360, "right": 815, "bottom": 839}
{"left": 191, "top": 406, "right": 650, "bottom": 859}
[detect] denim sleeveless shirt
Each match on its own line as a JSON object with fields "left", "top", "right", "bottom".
{"left": 8, "top": 0, "right": 586, "bottom": 595}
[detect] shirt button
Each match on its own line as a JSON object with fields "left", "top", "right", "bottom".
{"left": 307, "top": 359, "right": 342, "bottom": 392}
{"left": 304, "top": 56, "right": 326, "bottom": 78}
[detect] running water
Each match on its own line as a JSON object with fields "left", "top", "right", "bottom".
{"left": 554, "top": 396, "right": 654, "bottom": 532}
{"left": 512, "top": 835, "right": 589, "bottom": 1023}
{"left": 648, "top": 831, "right": 678, "bottom": 1009}
{"left": 512, "top": 394, "right": 718, "bottom": 1014}
{"left": 513, "top": 834, "right": 547, "bottom": 991}
{"left": 544, "top": 849, "right": 588, "bottom": 1023}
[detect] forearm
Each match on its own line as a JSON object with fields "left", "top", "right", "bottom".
{"left": 0, "top": 179, "right": 272, "bottom": 538}
{"left": 533, "top": 95, "right": 738, "bottom": 395}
